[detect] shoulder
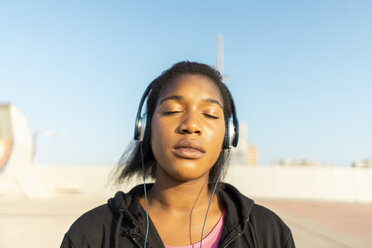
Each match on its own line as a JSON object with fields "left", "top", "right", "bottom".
{"left": 62, "top": 204, "right": 114, "bottom": 247}
{"left": 250, "top": 204, "right": 295, "bottom": 247}
{"left": 218, "top": 183, "right": 295, "bottom": 247}
{"left": 250, "top": 203, "right": 289, "bottom": 230}
{"left": 218, "top": 183, "right": 290, "bottom": 233}
{"left": 61, "top": 187, "right": 145, "bottom": 248}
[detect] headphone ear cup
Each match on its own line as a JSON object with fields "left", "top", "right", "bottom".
{"left": 231, "top": 118, "right": 239, "bottom": 148}
{"left": 142, "top": 113, "right": 151, "bottom": 143}
{"left": 223, "top": 118, "right": 231, "bottom": 149}
{"left": 134, "top": 82, "right": 154, "bottom": 142}
{"left": 223, "top": 118, "right": 237, "bottom": 149}
{"left": 136, "top": 113, "right": 148, "bottom": 142}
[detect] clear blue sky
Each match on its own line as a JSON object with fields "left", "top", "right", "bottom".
{"left": 1, "top": 1, "right": 371, "bottom": 166}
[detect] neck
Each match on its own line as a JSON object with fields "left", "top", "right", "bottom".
{"left": 148, "top": 170, "right": 212, "bottom": 214}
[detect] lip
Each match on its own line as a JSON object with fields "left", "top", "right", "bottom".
{"left": 172, "top": 140, "right": 206, "bottom": 159}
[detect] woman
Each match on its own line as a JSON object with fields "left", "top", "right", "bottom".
{"left": 61, "top": 61, "right": 295, "bottom": 248}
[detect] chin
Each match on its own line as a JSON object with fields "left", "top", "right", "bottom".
{"left": 166, "top": 162, "right": 210, "bottom": 182}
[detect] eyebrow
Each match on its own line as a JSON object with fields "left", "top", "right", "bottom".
{"left": 159, "top": 95, "right": 223, "bottom": 108}
{"left": 159, "top": 95, "right": 183, "bottom": 105}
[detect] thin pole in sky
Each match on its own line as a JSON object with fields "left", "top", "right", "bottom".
{"left": 216, "top": 34, "right": 224, "bottom": 78}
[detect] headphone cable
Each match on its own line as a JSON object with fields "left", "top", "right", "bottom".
{"left": 140, "top": 142, "right": 150, "bottom": 248}
{"left": 200, "top": 149, "right": 230, "bottom": 248}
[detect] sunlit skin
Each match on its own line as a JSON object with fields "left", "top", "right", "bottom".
{"left": 140, "top": 74, "right": 226, "bottom": 246}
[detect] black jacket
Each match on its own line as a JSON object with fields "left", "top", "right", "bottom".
{"left": 61, "top": 183, "right": 295, "bottom": 248}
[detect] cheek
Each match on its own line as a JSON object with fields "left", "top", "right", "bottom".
{"left": 150, "top": 118, "right": 172, "bottom": 159}
{"left": 205, "top": 124, "right": 226, "bottom": 160}
{"left": 209, "top": 122, "right": 226, "bottom": 145}
{"left": 151, "top": 118, "right": 169, "bottom": 142}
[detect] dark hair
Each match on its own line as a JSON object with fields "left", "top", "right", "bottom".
{"left": 115, "top": 61, "right": 234, "bottom": 185}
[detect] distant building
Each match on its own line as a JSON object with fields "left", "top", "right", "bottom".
{"left": 230, "top": 122, "right": 259, "bottom": 166}
{"left": 246, "top": 144, "right": 258, "bottom": 166}
{"left": 272, "top": 159, "right": 320, "bottom": 166}
{"left": 214, "top": 35, "right": 258, "bottom": 166}
{"left": 352, "top": 159, "right": 372, "bottom": 168}
{"left": 271, "top": 159, "right": 339, "bottom": 167}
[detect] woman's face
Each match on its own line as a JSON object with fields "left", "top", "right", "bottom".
{"left": 151, "top": 74, "right": 226, "bottom": 182}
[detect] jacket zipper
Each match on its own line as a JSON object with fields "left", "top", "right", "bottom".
{"left": 222, "top": 218, "right": 251, "bottom": 248}
{"left": 128, "top": 232, "right": 144, "bottom": 248}
{"left": 222, "top": 232, "right": 241, "bottom": 248}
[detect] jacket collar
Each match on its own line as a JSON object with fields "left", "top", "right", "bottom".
{"left": 109, "top": 184, "right": 164, "bottom": 247}
{"left": 107, "top": 182, "right": 255, "bottom": 247}
{"left": 216, "top": 183, "right": 255, "bottom": 247}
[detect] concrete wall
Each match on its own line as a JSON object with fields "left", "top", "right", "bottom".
{"left": 225, "top": 165, "right": 372, "bottom": 203}
{"left": 0, "top": 165, "right": 142, "bottom": 199}
{"left": 1, "top": 164, "right": 371, "bottom": 203}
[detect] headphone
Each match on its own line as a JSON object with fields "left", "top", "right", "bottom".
{"left": 134, "top": 81, "right": 239, "bottom": 149}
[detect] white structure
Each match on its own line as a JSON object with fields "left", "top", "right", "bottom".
{"left": 0, "top": 104, "right": 34, "bottom": 172}
{"left": 0, "top": 104, "right": 51, "bottom": 198}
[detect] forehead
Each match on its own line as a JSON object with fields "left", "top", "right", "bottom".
{"left": 158, "top": 74, "right": 224, "bottom": 105}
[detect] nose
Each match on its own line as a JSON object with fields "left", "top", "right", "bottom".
{"left": 178, "top": 112, "right": 202, "bottom": 135}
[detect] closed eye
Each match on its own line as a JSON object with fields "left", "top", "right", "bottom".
{"left": 203, "top": 113, "right": 219, "bottom": 119}
{"left": 163, "top": 111, "right": 182, "bottom": 115}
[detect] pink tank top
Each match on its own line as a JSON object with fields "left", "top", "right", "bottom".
{"left": 165, "top": 210, "right": 225, "bottom": 248}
